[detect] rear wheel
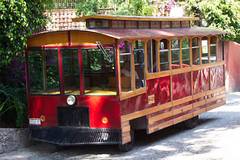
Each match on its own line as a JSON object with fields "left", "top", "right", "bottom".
{"left": 183, "top": 116, "right": 199, "bottom": 129}
{"left": 118, "top": 131, "right": 134, "bottom": 152}
{"left": 55, "top": 145, "right": 68, "bottom": 151}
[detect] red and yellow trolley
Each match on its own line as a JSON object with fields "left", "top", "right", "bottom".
{"left": 26, "top": 15, "right": 226, "bottom": 151}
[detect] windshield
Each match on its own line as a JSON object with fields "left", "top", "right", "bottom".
{"left": 28, "top": 47, "right": 116, "bottom": 96}
{"left": 82, "top": 48, "right": 116, "bottom": 95}
{"left": 28, "top": 48, "right": 60, "bottom": 95}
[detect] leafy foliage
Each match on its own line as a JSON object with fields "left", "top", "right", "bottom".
{"left": 0, "top": 0, "right": 52, "bottom": 127}
{"left": 76, "top": 0, "right": 155, "bottom": 16}
{"left": 113, "top": 0, "right": 155, "bottom": 16}
{"left": 76, "top": 0, "right": 99, "bottom": 16}
{"left": 0, "top": 0, "right": 53, "bottom": 69}
{"left": 185, "top": 0, "right": 240, "bottom": 43}
{"left": 0, "top": 84, "right": 26, "bottom": 127}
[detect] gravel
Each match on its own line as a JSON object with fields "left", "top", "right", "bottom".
{"left": 1, "top": 92, "right": 240, "bottom": 160}
{"left": 0, "top": 128, "right": 29, "bottom": 154}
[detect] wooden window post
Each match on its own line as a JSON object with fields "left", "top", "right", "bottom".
{"left": 189, "top": 37, "right": 193, "bottom": 66}
{"left": 156, "top": 40, "right": 160, "bottom": 72}
{"left": 208, "top": 36, "right": 211, "bottom": 64}
{"left": 200, "top": 37, "right": 202, "bottom": 65}
{"left": 131, "top": 41, "right": 136, "bottom": 91}
{"left": 116, "top": 40, "right": 121, "bottom": 95}
{"left": 180, "top": 38, "right": 183, "bottom": 68}
{"left": 144, "top": 40, "right": 148, "bottom": 76}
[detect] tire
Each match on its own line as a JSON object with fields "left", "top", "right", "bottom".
{"left": 183, "top": 116, "right": 199, "bottom": 129}
{"left": 118, "top": 131, "right": 134, "bottom": 152}
{"left": 55, "top": 145, "right": 68, "bottom": 151}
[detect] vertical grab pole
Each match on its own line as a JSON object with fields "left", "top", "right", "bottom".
{"left": 115, "top": 40, "right": 121, "bottom": 96}
{"left": 79, "top": 47, "right": 84, "bottom": 95}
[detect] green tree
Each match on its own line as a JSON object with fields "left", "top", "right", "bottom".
{"left": 76, "top": 0, "right": 155, "bottom": 16}
{"left": 76, "top": 0, "right": 99, "bottom": 16}
{"left": 0, "top": 0, "right": 53, "bottom": 69}
{"left": 186, "top": 0, "right": 240, "bottom": 43}
{"left": 0, "top": 0, "right": 53, "bottom": 127}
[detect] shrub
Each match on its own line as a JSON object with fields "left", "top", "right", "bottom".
{"left": 0, "top": 84, "right": 26, "bottom": 127}
{"left": 185, "top": 0, "right": 240, "bottom": 43}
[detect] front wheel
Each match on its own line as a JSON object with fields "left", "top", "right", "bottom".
{"left": 118, "top": 131, "right": 134, "bottom": 152}
{"left": 183, "top": 116, "right": 199, "bottom": 129}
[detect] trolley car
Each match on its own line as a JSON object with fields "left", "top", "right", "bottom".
{"left": 26, "top": 15, "right": 226, "bottom": 151}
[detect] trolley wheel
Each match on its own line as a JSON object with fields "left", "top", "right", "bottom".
{"left": 118, "top": 131, "right": 134, "bottom": 152}
{"left": 183, "top": 116, "right": 199, "bottom": 129}
{"left": 55, "top": 145, "right": 68, "bottom": 151}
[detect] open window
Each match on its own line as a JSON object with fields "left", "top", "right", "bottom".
{"left": 201, "top": 37, "right": 209, "bottom": 64}
{"left": 160, "top": 39, "right": 170, "bottom": 71}
{"left": 28, "top": 48, "right": 44, "bottom": 94}
{"left": 28, "top": 48, "right": 60, "bottom": 95}
{"left": 82, "top": 47, "right": 116, "bottom": 95}
{"left": 171, "top": 39, "right": 180, "bottom": 69}
{"left": 134, "top": 40, "right": 145, "bottom": 89}
{"left": 119, "top": 40, "right": 146, "bottom": 95}
{"left": 147, "top": 39, "right": 157, "bottom": 73}
{"left": 192, "top": 37, "right": 200, "bottom": 65}
{"left": 182, "top": 38, "right": 190, "bottom": 67}
{"left": 210, "top": 36, "right": 217, "bottom": 63}
{"left": 119, "top": 41, "right": 132, "bottom": 92}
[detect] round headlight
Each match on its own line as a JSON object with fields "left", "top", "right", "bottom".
{"left": 67, "top": 95, "right": 76, "bottom": 106}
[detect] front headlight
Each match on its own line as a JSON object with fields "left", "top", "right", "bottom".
{"left": 67, "top": 95, "right": 76, "bottom": 106}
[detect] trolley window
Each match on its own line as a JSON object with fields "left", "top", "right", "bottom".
{"left": 134, "top": 40, "right": 145, "bottom": 89}
{"left": 160, "top": 39, "right": 170, "bottom": 71}
{"left": 171, "top": 39, "right": 180, "bottom": 69}
{"left": 119, "top": 41, "right": 132, "bottom": 92}
{"left": 82, "top": 47, "right": 116, "bottom": 95}
{"left": 147, "top": 40, "right": 157, "bottom": 73}
{"left": 28, "top": 48, "right": 44, "bottom": 94}
{"left": 182, "top": 38, "right": 190, "bottom": 67}
{"left": 28, "top": 48, "right": 60, "bottom": 95}
{"left": 210, "top": 37, "right": 217, "bottom": 63}
{"left": 61, "top": 49, "right": 80, "bottom": 95}
{"left": 201, "top": 37, "right": 209, "bottom": 64}
{"left": 192, "top": 37, "right": 200, "bottom": 65}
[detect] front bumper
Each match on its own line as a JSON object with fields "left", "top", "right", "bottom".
{"left": 30, "top": 126, "right": 121, "bottom": 145}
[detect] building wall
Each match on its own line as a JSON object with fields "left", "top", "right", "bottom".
{"left": 225, "top": 41, "right": 240, "bottom": 92}
{"left": 45, "top": 9, "right": 85, "bottom": 31}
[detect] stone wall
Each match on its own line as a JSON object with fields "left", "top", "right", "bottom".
{"left": 0, "top": 128, "right": 29, "bottom": 154}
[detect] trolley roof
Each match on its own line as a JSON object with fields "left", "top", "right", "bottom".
{"left": 72, "top": 15, "right": 199, "bottom": 22}
{"left": 85, "top": 27, "right": 225, "bottom": 39}
{"left": 32, "top": 27, "right": 225, "bottom": 40}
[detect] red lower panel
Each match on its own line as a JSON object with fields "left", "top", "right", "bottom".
{"left": 193, "top": 70, "right": 201, "bottom": 94}
{"left": 120, "top": 94, "right": 148, "bottom": 115}
{"left": 202, "top": 68, "right": 210, "bottom": 91}
{"left": 147, "top": 76, "right": 171, "bottom": 105}
{"left": 120, "top": 66, "right": 223, "bottom": 116}
{"left": 29, "top": 96, "right": 121, "bottom": 128}
{"left": 210, "top": 66, "right": 224, "bottom": 89}
{"left": 193, "top": 69, "right": 210, "bottom": 94}
{"left": 172, "top": 72, "right": 191, "bottom": 100}
{"left": 121, "top": 76, "right": 171, "bottom": 115}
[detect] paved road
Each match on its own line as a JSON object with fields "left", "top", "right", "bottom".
{"left": 1, "top": 93, "right": 240, "bottom": 160}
